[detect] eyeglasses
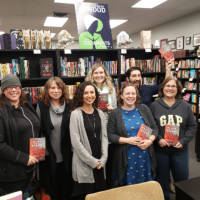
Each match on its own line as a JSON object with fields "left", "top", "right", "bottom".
{"left": 165, "top": 85, "right": 177, "bottom": 89}
{"left": 5, "top": 86, "right": 21, "bottom": 91}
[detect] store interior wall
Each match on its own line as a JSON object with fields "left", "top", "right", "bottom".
{"left": 52, "top": 10, "right": 200, "bottom": 50}
{"left": 129, "top": 11, "right": 200, "bottom": 50}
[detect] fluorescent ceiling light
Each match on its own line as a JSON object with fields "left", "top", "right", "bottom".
{"left": 54, "top": 0, "right": 84, "bottom": 4}
{"left": 0, "top": 31, "right": 5, "bottom": 35}
{"left": 110, "top": 19, "right": 128, "bottom": 29}
{"left": 132, "top": 0, "right": 167, "bottom": 9}
{"left": 44, "top": 16, "right": 68, "bottom": 27}
{"left": 51, "top": 33, "right": 56, "bottom": 38}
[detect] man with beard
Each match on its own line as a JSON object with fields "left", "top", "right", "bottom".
{"left": 125, "top": 61, "right": 173, "bottom": 106}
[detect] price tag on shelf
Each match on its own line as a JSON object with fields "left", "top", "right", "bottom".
{"left": 176, "top": 68, "right": 179, "bottom": 71}
{"left": 121, "top": 49, "right": 127, "bottom": 54}
{"left": 189, "top": 77, "right": 193, "bottom": 82}
{"left": 64, "top": 49, "right": 72, "bottom": 54}
{"left": 145, "top": 48, "right": 152, "bottom": 53}
{"left": 33, "top": 49, "right": 41, "bottom": 54}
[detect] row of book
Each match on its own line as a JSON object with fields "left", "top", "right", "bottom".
{"left": 191, "top": 104, "right": 200, "bottom": 114}
{"left": 0, "top": 58, "right": 29, "bottom": 80}
{"left": 0, "top": 57, "right": 55, "bottom": 80}
{"left": 176, "top": 59, "right": 200, "bottom": 69}
{"left": 23, "top": 87, "right": 44, "bottom": 104}
{"left": 121, "top": 55, "right": 165, "bottom": 74}
{"left": 184, "top": 81, "right": 197, "bottom": 91}
{"left": 23, "top": 84, "right": 78, "bottom": 104}
{"left": 60, "top": 56, "right": 118, "bottom": 77}
{"left": 177, "top": 69, "right": 196, "bottom": 79}
{"left": 183, "top": 93, "right": 197, "bottom": 103}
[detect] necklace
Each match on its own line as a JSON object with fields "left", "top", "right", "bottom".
{"left": 86, "top": 112, "right": 97, "bottom": 138}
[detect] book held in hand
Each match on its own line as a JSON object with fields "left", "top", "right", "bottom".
{"left": 0, "top": 191, "right": 22, "bottom": 200}
{"left": 164, "top": 125, "right": 179, "bottom": 146}
{"left": 29, "top": 137, "right": 46, "bottom": 161}
{"left": 159, "top": 40, "right": 174, "bottom": 62}
{"left": 137, "top": 124, "right": 152, "bottom": 140}
{"left": 98, "top": 93, "right": 108, "bottom": 112}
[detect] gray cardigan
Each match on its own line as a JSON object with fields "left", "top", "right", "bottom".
{"left": 107, "top": 104, "right": 158, "bottom": 186}
{"left": 70, "top": 107, "right": 108, "bottom": 183}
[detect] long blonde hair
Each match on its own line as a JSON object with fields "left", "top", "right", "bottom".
{"left": 85, "top": 63, "right": 113, "bottom": 93}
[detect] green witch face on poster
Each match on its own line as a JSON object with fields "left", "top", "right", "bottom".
{"left": 75, "top": 3, "right": 113, "bottom": 49}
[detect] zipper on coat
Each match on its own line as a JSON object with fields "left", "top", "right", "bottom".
{"left": 20, "top": 107, "right": 35, "bottom": 138}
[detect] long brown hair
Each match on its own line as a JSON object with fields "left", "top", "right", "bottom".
{"left": 42, "top": 77, "right": 68, "bottom": 107}
{"left": 118, "top": 83, "right": 141, "bottom": 106}
{"left": 159, "top": 77, "right": 183, "bottom": 98}
{"left": 71, "top": 81, "right": 99, "bottom": 112}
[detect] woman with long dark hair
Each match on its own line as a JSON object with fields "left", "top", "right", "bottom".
{"left": 70, "top": 81, "right": 108, "bottom": 200}
{"left": 37, "top": 76, "right": 72, "bottom": 200}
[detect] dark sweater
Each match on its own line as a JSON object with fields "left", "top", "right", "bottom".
{"left": 107, "top": 104, "right": 158, "bottom": 186}
{"left": 140, "top": 85, "right": 159, "bottom": 106}
{"left": 150, "top": 98, "right": 197, "bottom": 153}
{"left": 38, "top": 101, "right": 72, "bottom": 173}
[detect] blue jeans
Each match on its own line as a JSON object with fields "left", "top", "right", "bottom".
{"left": 155, "top": 150, "right": 189, "bottom": 200}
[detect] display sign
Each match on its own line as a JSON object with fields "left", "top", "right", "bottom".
{"left": 75, "top": 3, "right": 113, "bottom": 49}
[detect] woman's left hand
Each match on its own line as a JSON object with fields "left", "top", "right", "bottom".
{"left": 173, "top": 141, "right": 183, "bottom": 149}
{"left": 137, "top": 139, "right": 152, "bottom": 150}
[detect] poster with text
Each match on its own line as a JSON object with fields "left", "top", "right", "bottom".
{"left": 75, "top": 3, "right": 113, "bottom": 49}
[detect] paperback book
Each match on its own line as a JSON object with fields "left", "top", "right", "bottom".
{"left": 98, "top": 93, "right": 108, "bottom": 112}
{"left": 29, "top": 137, "right": 46, "bottom": 161}
{"left": 159, "top": 45, "right": 174, "bottom": 62}
{"left": 164, "top": 125, "right": 179, "bottom": 146}
{"left": 137, "top": 124, "right": 152, "bottom": 140}
{"left": 40, "top": 58, "right": 54, "bottom": 77}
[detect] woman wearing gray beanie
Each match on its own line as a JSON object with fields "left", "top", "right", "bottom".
{"left": 0, "top": 74, "right": 41, "bottom": 195}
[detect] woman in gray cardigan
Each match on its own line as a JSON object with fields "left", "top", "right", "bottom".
{"left": 107, "top": 83, "right": 158, "bottom": 187}
{"left": 70, "top": 81, "right": 108, "bottom": 200}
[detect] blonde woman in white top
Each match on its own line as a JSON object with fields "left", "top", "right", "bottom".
{"left": 85, "top": 63, "right": 117, "bottom": 112}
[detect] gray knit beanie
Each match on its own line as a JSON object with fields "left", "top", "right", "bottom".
{"left": 1, "top": 74, "right": 22, "bottom": 91}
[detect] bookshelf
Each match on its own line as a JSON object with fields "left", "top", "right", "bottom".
{"left": 0, "top": 48, "right": 165, "bottom": 102}
{"left": 174, "top": 56, "right": 200, "bottom": 161}
{"left": 119, "top": 49, "right": 165, "bottom": 87}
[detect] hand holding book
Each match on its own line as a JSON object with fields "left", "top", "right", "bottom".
{"left": 27, "top": 155, "right": 39, "bottom": 166}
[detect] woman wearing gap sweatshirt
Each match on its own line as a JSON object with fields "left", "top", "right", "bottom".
{"left": 150, "top": 77, "right": 197, "bottom": 200}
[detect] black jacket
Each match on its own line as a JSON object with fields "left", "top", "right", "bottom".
{"left": 107, "top": 104, "right": 158, "bottom": 186}
{"left": 0, "top": 101, "right": 40, "bottom": 183}
{"left": 38, "top": 101, "right": 72, "bottom": 197}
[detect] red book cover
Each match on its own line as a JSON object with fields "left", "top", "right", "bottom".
{"left": 0, "top": 191, "right": 22, "bottom": 200}
{"left": 29, "top": 137, "right": 46, "bottom": 161}
{"left": 98, "top": 93, "right": 108, "bottom": 112}
{"left": 159, "top": 48, "right": 174, "bottom": 62}
{"left": 137, "top": 124, "right": 152, "bottom": 140}
{"left": 164, "top": 125, "right": 179, "bottom": 146}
